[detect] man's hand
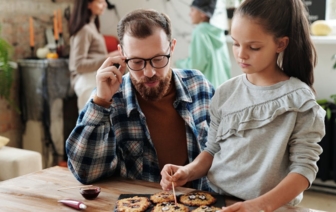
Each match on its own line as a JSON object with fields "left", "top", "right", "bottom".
{"left": 95, "top": 56, "right": 127, "bottom": 102}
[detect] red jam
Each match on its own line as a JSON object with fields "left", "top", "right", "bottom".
{"left": 80, "top": 186, "right": 101, "bottom": 200}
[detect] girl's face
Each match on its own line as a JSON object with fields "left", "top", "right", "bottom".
{"left": 231, "top": 14, "right": 288, "bottom": 79}
{"left": 88, "top": 0, "right": 107, "bottom": 16}
{"left": 189, "top": 7, "right": 207, "bottom": 24}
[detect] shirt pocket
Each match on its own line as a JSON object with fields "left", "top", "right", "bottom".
{"left": 119, "top": 140, "right": 144, "bottom": 160}
{"left": 118, "top": 140, "right": 144, "bottom": 179}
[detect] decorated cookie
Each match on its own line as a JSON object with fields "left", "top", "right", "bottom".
{"left": 116, "top": 196, "right": 151, "bottom": 212}
{"left": 191, "top": 205, "right": 221, "bottom": 212}
{"left": 179, "top": 191, "right": 216, "bottom": 207}
{"left": 152, "top": 202, "right": 189, "bottom": 212}
{"left": 150, "top": 191, "right": 176, "bottom": 203}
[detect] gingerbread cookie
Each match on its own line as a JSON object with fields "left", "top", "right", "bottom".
{"left": 179, "top": 191, "right": 216, "bottom": 207}
{"left": 191, "top": 205, "right": 221, "bottom": 212}
{"left": 150, "top": 191, "right": 176, "bottom": 203}
{"left": 116, "top": 196, "right": 151, "bottom": 212}
{"left": 152, "top": 202, "right": 189, "bottom": 212}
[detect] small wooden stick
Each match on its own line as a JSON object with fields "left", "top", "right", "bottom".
{"left": 171, "top": 170, "right": 177, "bottom": 205}
{"left": 57, "top": 185, "right": 93, "bottom": 191}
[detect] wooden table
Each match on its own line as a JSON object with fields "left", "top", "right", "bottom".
{"left": 0, "top": 166, "right": 323, "bottom": 212}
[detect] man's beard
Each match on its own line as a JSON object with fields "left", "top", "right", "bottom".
{"left": 131, "top": 70, "right": 172, "bottom": 101}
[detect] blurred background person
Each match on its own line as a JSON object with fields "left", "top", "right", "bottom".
{"left": 68, "top": 0, "right": 119, "bottom": 112}
{"left": 175, "top": 0, "right": 231, "bottom": 89}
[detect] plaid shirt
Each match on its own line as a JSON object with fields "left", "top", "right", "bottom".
{"left": 66, "top": 69, "right": 215, "bottom": 191}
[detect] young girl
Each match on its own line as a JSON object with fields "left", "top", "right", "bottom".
{"left": 160, "top": 0, "right": 326, "bottom": 211}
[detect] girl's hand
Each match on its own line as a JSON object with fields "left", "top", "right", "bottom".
{"left": 160, "top": 164, "right": 190, "bottom": 191}
{"left": 219, "top": 199, "right": 269, "bottom": 212}
{"left": 95, "top": 56, "right": 126, "bottom": 102}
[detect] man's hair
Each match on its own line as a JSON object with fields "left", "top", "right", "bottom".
{"left": 117, "top": 9, "right": 172, "bottom": 46}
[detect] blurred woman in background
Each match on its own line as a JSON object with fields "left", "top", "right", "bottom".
{"left": 69, "top": 0, "right": 118, "bottom": 112}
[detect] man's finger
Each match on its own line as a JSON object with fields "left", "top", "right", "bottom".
{"left": 98, "top": 64, "right": 125, "bottom": 84}
{"left": 97, "top": 72, "right": 117, "bottom": 84}
{"left": 99, "top": 56, "right": 126, "bottom": 70}
{"left": 99, "top": 57, "right": 115, "bottom": 70}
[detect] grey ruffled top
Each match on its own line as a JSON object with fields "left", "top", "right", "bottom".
{"left": 205, "top": 74, "right": 325, "bottom": 206}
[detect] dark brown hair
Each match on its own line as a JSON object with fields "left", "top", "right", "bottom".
{"left": 117, "top": 9, "right": 172, "bottom": 46}
{"left": 69, "top": 0, "right": 100, "bottom": 36}
{"left": 235, "top": 0, "right": 316, "bottom": 89}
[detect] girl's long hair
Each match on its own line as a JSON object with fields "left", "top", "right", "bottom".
{"left": 69, "top": 0, "right": 100, "bottom": 36}
{"left": 236, "top": 0, "right": 316, "bottom": 90}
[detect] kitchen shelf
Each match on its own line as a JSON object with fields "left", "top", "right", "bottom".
{"left": 311, "top": 35, "right": 336, "bottom": 44}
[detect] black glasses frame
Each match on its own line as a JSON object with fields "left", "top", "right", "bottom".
{"left": 122, "top": 42, "right": 172, "bottom": 71}
{"left": 124, "top": 54, "right": 171, "bottom": 71}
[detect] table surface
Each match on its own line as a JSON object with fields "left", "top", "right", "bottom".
{"left": 0, "top": 166, "right": 324, "bottom": 212}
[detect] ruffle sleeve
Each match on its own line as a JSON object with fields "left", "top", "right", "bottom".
{"left": 215, "top": 88, "right": 321, "bottom": 143}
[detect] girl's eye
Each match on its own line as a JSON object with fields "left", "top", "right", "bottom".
{"left": 250, "top": 47, "right": 260, "bottom": 51}
{"left": 233, "top": 43, "right": 240, "bottom": 47}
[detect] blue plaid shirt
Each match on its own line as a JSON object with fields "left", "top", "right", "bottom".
{"left": 66, "top": 69, "right": 215, "bottom": 191}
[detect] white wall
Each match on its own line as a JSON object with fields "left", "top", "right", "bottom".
{"left": 101, "top": 0, "right": 336, "bottom": 102}
{"left": 100, "top": 0, "right": 227, "bottom": 64}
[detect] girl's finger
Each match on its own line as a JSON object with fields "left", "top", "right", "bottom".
{"left": 221, "top": 203, "right": 240, "bottom": 212}
{"left": 160, "top": 178, "right": 172, "bottom": 191}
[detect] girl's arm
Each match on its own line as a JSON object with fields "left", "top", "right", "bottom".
{"left": 222, "top": 173, "right": 308, "bottom": 212}
{"left": 222, "top": 106, "right": 325, "bottom": 212}
{"left": 186, "top": 151, "right": 214, "bottom": 181}
{"left": 255, "top": 173, "right": 309, "bottom": 211}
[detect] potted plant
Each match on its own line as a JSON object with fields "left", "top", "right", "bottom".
{"left": 0, "top": 24, "right": 18, "bottom": 112}
{"left": 316, "top": 54, "right": 336, "bottom": 119}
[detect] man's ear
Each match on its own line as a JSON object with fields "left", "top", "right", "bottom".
{"left": 170, "top": 39, "right": 177, "bottom": 53}
{"left": 276, "top": 36, "right": 289, "bottom": 53}
{"left": 117, "top": 44, "right": 123, "bottom": 55}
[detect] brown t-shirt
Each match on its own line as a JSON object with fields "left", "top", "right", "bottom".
{"left": 136, "top": 81, "right": 188, "bottom": 170}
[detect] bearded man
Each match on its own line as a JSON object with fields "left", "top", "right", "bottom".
{"left": 66, "top": 8, "right": 214, "bottom": 191}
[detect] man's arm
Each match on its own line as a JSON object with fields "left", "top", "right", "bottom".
{"left": 66, "top": 102, "right": 118, "bottom": 184}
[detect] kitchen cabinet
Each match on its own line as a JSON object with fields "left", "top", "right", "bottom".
{"left": 18, "top": 59, "right": 77, "bottom": 168}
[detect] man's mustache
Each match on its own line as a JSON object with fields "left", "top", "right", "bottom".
{"left": 141, "top": 75, "right": 159, "bottom": 83}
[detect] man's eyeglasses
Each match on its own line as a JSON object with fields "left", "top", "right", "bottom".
{"left": 123, "top": 43, "right": 171, "bottom": 71}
